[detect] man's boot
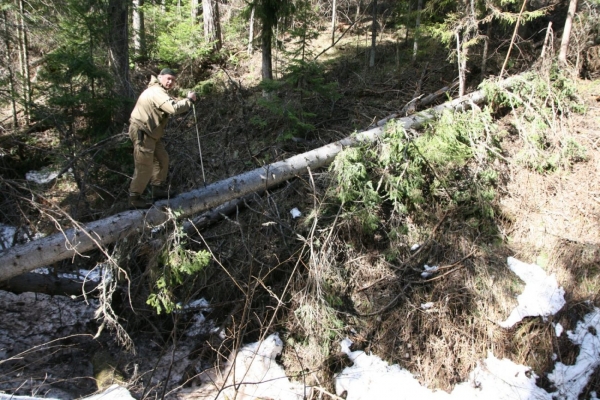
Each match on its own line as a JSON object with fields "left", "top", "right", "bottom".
{"left": 129, "top": 193, "right": 152, "bottom": 209}
{"left": 151, "top": 185, "right": 175, "bottom": 200}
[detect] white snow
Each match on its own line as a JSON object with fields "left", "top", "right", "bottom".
{"left": 548, "top": 307, "right": 600, "bottom": 400}
{"left": 25, "top": 169, "right": 59, "bottom": 184}
{"left": 194, "top": 332, "right": 306, "bottom": 400}
{"left": 333, "top": 257, "right": 597, "bottom": 400}
{"left": 290, "top": 207, "right": 302, "bottom": 219}
{"left": 499, "top": 257, "right": 565, "bottom": 328}
{"left": 421, "top": 264, "right": 439, "bottom": 278}
{"left": 554, "top": 322, "right": 564, "bottom": 337}
{"left": 336, "top": 339, "right": 552, "bottom": 400}
{"left": 0, "top": 223, "right": 16, "bottom": 248}
{"left": 3, "top": 255, "right": 598, "bottom": 400}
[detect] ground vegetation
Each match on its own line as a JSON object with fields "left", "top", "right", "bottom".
{"left": 1, "top": 0, "right": 600, "bottom": 398}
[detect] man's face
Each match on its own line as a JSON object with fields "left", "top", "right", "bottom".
{"left": 159, "top": 74, "right": 176, "bottom": 90}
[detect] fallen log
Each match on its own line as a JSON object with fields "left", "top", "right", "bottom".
{"left": 0, "top": 76, "right": 518, "bottom": 282}
{"left": 0, "top": 272, "right": 97, "bottom": 296}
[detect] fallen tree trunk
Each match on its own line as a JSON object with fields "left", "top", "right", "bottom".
{"left": 0, "top": 272, "right": 98, "bottom": 296}
{"left": 0, "top": 76, "right": 517, "bottom": 281}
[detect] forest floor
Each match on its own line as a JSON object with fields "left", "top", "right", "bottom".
{"left": 1, "top": 26, "right": 600, "bottom": 399}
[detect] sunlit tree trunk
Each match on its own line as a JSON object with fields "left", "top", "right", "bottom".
{"left": 248, "top": 5, "right": 255, "bottom": 55}
{"left": 191, "top": 0, "right": 200, "bottom": 22}
{"left": 369, "top": 0, "right": 377, "bottom": 67}
{"left": 456, "top": 32, "right": 465, "bottom": 96}
{"left": 412, "top": 0, "right": 422, "bottom": 63}
{"left": 2, "top": 10, "right": 18, "bottom": 127}
{"left": 331, "top": 0, "right": 337, "bottom": 46}
{"left": 203, "top": 0, "right": 222, "bottom": 51}
{"left": 132, "top": 0, "right": 146, "bottom": 63}
{"left": 558, "top": 0, "right": 578, "bottom": 65}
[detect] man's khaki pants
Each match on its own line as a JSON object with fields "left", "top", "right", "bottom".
{"left": 129, "top": 125, "right": 169, "bottom": 195}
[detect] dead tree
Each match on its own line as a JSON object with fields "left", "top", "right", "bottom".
{"left": 0, "top": 76, "right": 520, "bottom": 282}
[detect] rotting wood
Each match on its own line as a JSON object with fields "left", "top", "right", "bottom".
{"left": 0, "top": 75, "right": 520, "bottom": 282}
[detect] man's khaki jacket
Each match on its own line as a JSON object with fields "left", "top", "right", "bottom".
{"left": 130, "top": 76, "right": 192, "bottom": 140}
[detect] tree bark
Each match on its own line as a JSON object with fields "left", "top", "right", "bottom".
{"left": 107, "top": 0, "right": 134, "bottom": 107}
{"left": 203, "top": 0, "right": 222, "bottom": 51}
{"left": 369, "top": 0, "right": 377, "bottom": 68}
{"left": 132, "top": 0, "right": 146, "bottom": 63}
{"left": 2, "top": 10, "right": 18, "bottom": 127}
{"left": 261, "top": 25, "right": 273, "bottom": 80}
{"left": 191, "top": 0, "right": 200, "bottom": 22}
{"left": 558, "top": 0, "right": 578, "bottom": 65}
{"left": 247, "top": 5, "right": 255, "bottom": 55}
{"left": 16, "top": 0, "right": 31, "bottom": 123}
{"left": 412, "top": 0, "right": 422, "bottom": 63}
{"left": 0, "top": 273, "right": 97, "bottom": 296}
{"left": 331, "top": 0, "right": 337, "bottom": 46}
{"left": 0, "top": 75, "right": 522, "bottom": 281}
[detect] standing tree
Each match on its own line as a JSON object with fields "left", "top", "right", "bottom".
{"left": 2, "top": 9, "right": 18, "bottom": 127}
{"left": 16, "top": 0, "right": 31, "bottom": 123}
{"left": 132, "top": 0, "right": 147, "bottom": 63}
{"left": 107, "top": 0, "right": 134, "bottom": 117}
{"left": 331, "top": 0, "right": 337, "bottom": 46}
{"left": 257, "top": 0, "right": 280, "bottom": 80}
{"left": 412, "top": 0, "right": 423, "bottom": 63}
{"left": 369, "top": 0, "right": 377, "bottom": 67}
{"left": 248, "top": 4, "right": 255, "bottom": 55}
{"left": 192, "top": 0, "right": 200, "bottom": 21}
{"left": 203, "top": 0, "right": 222, "bottom": 51}
{"left": 558, "top": 0, "right": 578, "bottom": 65}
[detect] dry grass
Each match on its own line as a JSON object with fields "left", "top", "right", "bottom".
{"left": 271, "top": 74, "right": 600, "bottom": 396}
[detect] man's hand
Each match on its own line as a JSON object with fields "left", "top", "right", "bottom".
{"left": 187, "top": 92, "right": 197, "bottom": 102}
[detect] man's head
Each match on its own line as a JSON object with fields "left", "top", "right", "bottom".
{"left": 158, "top": 68, "right": 177, "bottom": 90}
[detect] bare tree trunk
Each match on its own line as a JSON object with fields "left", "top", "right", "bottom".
{"left": 16, "top": 0, "right": 31, "bottom": 123}
{"left": 191, "top": 0, "right": 200, "bottom": 22}
{"left": 2, "top": 10, "right": 18, "bottom": 127}
{"left": 405, "top": 0, "right": 412, "bottom": 45}
{"left": 558, "top": 0, "right": 578, "bottom": 65}
{"left": 369, "top": 0, "right": 377, "bottom": 67}
{"left": 261, "top": 18, "right": 274, "bottom": 80}
{"left": 541, "top": 22, "right": 553, "bottom": 59}
{"left": 412, "top": 0, "right": 422, "bottom": 63}
{"left": 482, "top": 23, "right": 491, "bottom": 76}
{"left": 247, "top": 5, "right": 255, "bottom": 55}
{"left": 203, "top": 0, "right": 222, "bottom": 51}
{"left": 0, "top": 273, "right": 98, "bottom": 296}
{"left": 331, "top": 0, "right": 337, "bottom": 46}
{"left": 456, "top": 32, "right": 465, "bottom": 96}
{"left": 132, "top": 0, "right": 146, "bottom": 63}
{"left": 0, "top": 74, "right": 523, "bottom": 281}
{"left": 107, "top": 0, "right": 133, "bottom": 120}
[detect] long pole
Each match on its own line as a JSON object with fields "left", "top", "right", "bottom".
{"left": 193, "top": 104, "right": 206, "bottom": 186}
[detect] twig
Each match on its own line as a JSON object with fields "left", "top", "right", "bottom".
{"left": 312, "top": 386, "right": 346, "bottom": 399}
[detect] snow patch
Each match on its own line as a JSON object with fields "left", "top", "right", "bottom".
{"left": 548, "top": 307, "right": 600, "bottom": 400}
{"left": 25, "top": 168, "right": 59, "bottom": 184}
{"left": 499, "top": 257, "right": 565, "bottom": 328}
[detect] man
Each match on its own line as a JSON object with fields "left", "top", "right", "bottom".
{"left": 128, "top": 68, "right": 197, "bottom": 209}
